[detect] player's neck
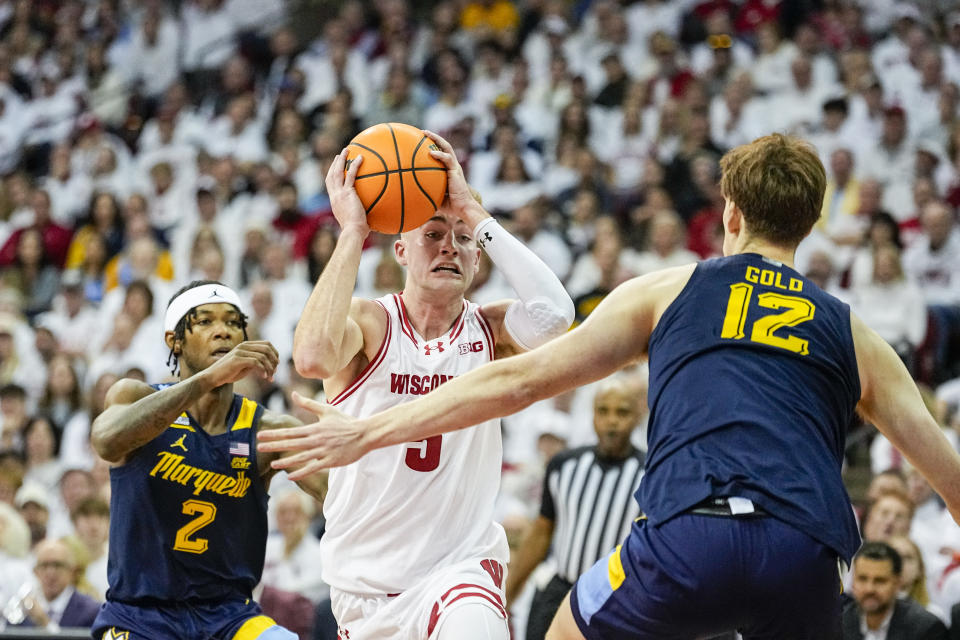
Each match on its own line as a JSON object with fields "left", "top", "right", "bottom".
{"left": 181, "top": 372, "right": 235, "bottom": 435}
{"left": 731, "top": 236, "right": 796, "bottom": 269}
{"left": 400, "top": 287, "right": 465, "bottom": 341}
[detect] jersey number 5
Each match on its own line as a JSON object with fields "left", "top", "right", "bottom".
{"left": 721, "top": 282, "right": 816, "bottom": 355}
{"left": 173, "top": 499, "right": 217, "bottom": 554}
{"left": 405, "top": 435, "right": 442, "bottom": 472}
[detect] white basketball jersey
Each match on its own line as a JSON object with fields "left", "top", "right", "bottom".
{"left": 321, "top": 293, "right": 509, "bottom": 595}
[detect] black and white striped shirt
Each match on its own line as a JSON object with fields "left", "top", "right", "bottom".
{"left": 541, "top": 446, "right": 646, "bottom": 583}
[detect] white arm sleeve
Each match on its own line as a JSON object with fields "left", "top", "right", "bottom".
{"left": 474, "top": 218, "right": 575, "bottom": 350}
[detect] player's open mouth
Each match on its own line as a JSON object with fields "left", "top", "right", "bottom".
{"left": 432, "top": 264, "right": 461, "bottom": 275}
{"left": 211, "top": 347, "right": 232, "bottom": 357}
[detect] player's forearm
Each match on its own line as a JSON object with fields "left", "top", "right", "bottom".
{"left": 877, "top": 403, "right": 960, "bottom": 509}
{"left": 362, "top": 353, "right": 532, "bottom": 448}
{"left": 293, "top": 228, "right": 366, "bottom": 378}
{"left": 91, "top": 374, "right": 215, "bottom": 462}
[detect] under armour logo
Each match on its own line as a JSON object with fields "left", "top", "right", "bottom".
{"left": 170, "top": 434, "right": 188, "bottom": 451}
{"left": 423, "top": 341, "right": 444, "bottom": 355}
{"left": 479, "top": 231, "right": 493, "bottom": 248}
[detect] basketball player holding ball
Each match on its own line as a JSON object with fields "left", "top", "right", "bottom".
{"left": 290, "top": 128, "right": 574, "bottom": 639}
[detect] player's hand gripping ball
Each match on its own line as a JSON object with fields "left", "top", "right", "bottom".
{"left": 345, "top": 122, "right": 448, "bottom": 234}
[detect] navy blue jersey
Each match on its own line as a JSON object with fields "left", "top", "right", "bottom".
{"left": 640, "top": 253, "right": 862, "bottom": 562}
{"left": 106, "top": 388, "right": 269, "bottom": 603}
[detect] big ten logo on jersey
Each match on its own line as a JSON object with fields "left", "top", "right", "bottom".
{"left": 458, "top": 341, "right": 484, "bottom": 355}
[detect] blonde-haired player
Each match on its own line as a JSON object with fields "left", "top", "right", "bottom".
{"left": 290, "top": 130, "right": 574, "bottom": 639}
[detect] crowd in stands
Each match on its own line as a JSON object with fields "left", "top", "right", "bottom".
{"left": 1, "top": 0, "right": 960, "bottom": 637}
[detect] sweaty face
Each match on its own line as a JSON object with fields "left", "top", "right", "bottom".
{"left": 170, "top": 303, "right": 245, "bottom": 376}
{"left": 396, "top": 211, "right": 480, "bottom": 293}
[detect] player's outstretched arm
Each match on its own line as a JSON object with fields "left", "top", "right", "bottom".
{"left": 293, "top": 148, "right": 375, "bottom": 380}
{"left": 258, "top": 266, "right": 693, "bottom": 479}
{"left": 92, "top": 341, "right": 279, "bottom": 464}
{"left": 853, "top": 313, "right": 960, "bottom": 522}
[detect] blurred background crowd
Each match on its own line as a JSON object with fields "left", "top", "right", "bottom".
{"left": 1, "top": 0, "right": 960, "bottom": 638}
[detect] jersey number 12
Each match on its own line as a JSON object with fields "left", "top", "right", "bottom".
{"left": 720, "top": 282, "right": 815, "bottom": 355}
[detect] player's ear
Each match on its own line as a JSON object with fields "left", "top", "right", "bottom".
{"left": 164, "top": 331, "right": 180, "bottom": 354}
{"left": 394, "top": 238, "right": 408, "bottom": 266}
{"left": 723, "top": 199, "right": 743, "bottom": 237}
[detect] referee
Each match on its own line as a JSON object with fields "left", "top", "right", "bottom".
{"left": 505, "top": 377, "right": 646, "bottom": 640}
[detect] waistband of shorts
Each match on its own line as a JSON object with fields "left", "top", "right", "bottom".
{"left": 686, "top": 496, "right": 768, "bottom": 518}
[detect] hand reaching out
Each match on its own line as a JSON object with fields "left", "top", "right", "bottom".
{"left": 257, "top": 392, "right": 371, "bottom": 480}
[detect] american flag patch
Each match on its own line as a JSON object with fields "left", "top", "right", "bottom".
{"left": 229, "top": 442, "right": 250, "bottom": 456}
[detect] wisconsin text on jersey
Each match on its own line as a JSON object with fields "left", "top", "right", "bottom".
{"left": 389, "top": 372, "right": 456, "bottom": 395}
{"left": 149, "top": 451, "right": 253, "bottom": 498}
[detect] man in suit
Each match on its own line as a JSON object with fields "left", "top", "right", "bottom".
{"left": 843, "top": 540, "right": 948, "bottom": 639}
{"left": 18, "top": 537, "right": 100, "bottom": 630}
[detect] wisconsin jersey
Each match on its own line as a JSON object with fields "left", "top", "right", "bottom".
{"left": 106, "top": 390, "right": 269, "bottom": 602}
{"left": 641, "top": 253, "right": 862, "bottom": 562}
{"left": 322, "top": 293, "right": 508, "bottom": 594}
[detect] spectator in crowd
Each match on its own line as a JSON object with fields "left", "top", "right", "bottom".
{"left": 504, "top": 378, "right": 645, "bottom": 640}
{"left": 260, "top": 487, "right": 333, "bottom": 639}
{"left": 849, "top": 243, "right": 927, "bottom": 368}
{"left": 0, "top": 500, "right": 32, "bottom": 611}
{"left": 903, "top": 201, "right": 960, "bottom": 383}
{"left": 862, "top": 489, "right": 915, "bottom": 543}
{"left": 887, "top": 535, "right": 945, "bottom": 621}
{"left": 632, "top": 209, "right": 699, "bottom": 274}
{"left": 14, "top": 537, "right": 101, "bottom": 631}
{"left": 21, "top": 416, "right": 63, "bottom": 493}
{"left": 15, "top": 482, "right": 49, "bottom": 548}
{"left": 69, "top": 497, "right": 110, "bottom": 600}
{"left": 843, "top": 540, "right": 948, "bottom": 640}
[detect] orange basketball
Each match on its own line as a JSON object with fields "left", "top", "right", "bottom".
{"left": 345, "top": 123, "right": 448, "bottom": 234}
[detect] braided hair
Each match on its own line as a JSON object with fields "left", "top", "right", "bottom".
{"left": 165, "top": 279, "right": 249, "bottom": 375}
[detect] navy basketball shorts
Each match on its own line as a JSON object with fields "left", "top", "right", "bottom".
{"left": 569, "top": 514, "right": 843, "bottom": 640}
{"left": 93, "top": 597, "right": 297, "bottom": 640}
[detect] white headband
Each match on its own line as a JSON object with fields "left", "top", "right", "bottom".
{"left": 164, "top": 284, "right": 244, "bottom": 333}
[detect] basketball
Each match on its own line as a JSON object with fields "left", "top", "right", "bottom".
{"left": 345, "top": 122, "right": 448, "bottom": 234}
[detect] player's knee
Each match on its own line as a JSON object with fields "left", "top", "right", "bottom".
{"left": 435, "top": 602, "right": 509, "bottom": 640}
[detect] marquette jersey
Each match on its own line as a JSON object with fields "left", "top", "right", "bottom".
{"left": 322, "top": 293, "right": 508, "bottom": 594}
{"left": 641, "top": 253, "right": 862, "bottom": 562}
{"left": 106, "top": 390, "right": 269, "bottom": 602}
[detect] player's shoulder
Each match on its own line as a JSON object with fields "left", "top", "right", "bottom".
{"left": 104, "top": 377, "right": 157, "bottom": 407}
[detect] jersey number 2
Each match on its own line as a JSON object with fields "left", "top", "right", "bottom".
{"left": 721, "top": 283, "right": 815, "bottom": 355}
{"left": 405, "top": 435, "right": 442, "bottom": 472}
{"left": 173, "top": 499, "right": 216, "bottom": 554}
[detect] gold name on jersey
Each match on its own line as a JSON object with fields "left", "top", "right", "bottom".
{"left": 231, "top": 457, "right": 251, "bottom": 470}
{"left": 149, "top": 451, "right": 252, "bottom": 498}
